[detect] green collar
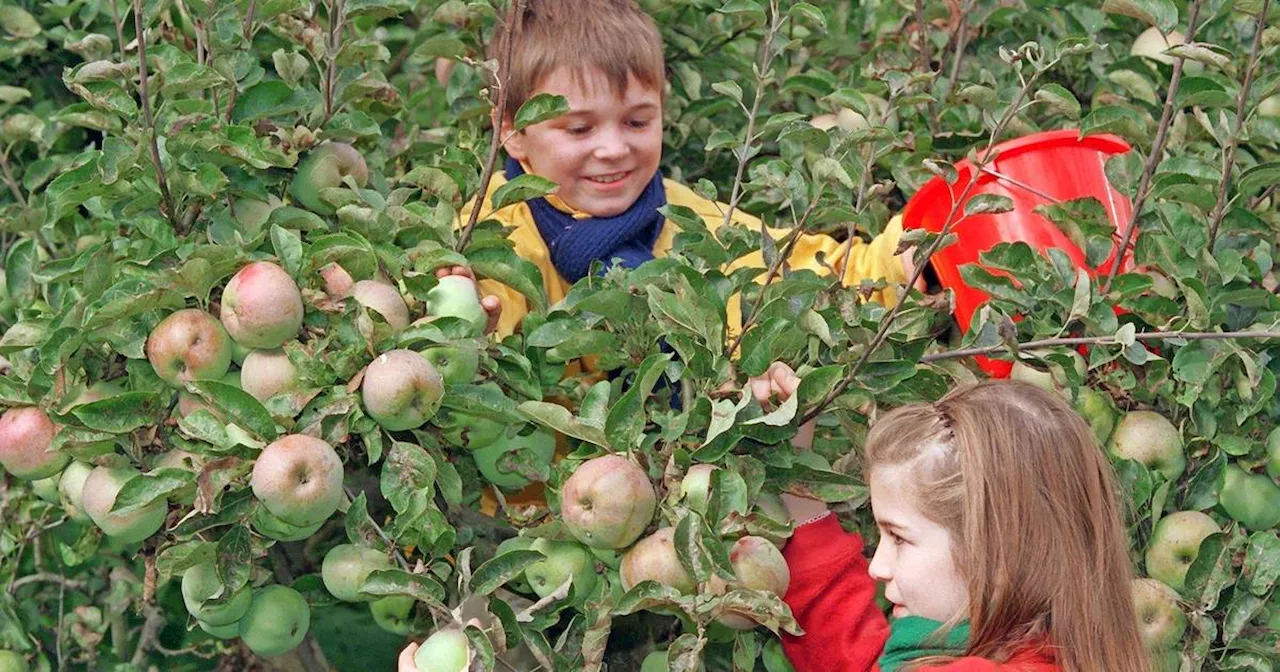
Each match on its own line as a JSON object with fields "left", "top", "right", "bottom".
{"left": 878, "top": 616, "right": 970, "bottom": 672}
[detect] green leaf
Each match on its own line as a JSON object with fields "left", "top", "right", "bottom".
{"left": 230, "top": 81, "right": 318, "bottom": 124}
{"left": 470, "top": 549, "right": 545, "bottom": 595}
{"left": 71, "top": 392, "right": 168, "bottom": 433}
{"left": 467, "top": 245, "right": 548, "bottom": 312}
{"left": 270, "top": 225, "right": 304, "bottom": 278}
{"left": 711, "top": 80, "right": 744, "bottom": 105}
{"left": 1079, "top": 106, "right": 1149, "bottom": 148}
{"left": 1034, "top": 84, "right": 1081, "bottom": 119}
{"left": 1101, "top": 0, "right": 1178, "bottom": 32}
{"left": 513, "top": 93, "right": 570, "bottom": 131}
{"left": 1242, "top": 531, "right": 1280, "bottom": 595}
{"left": 605, "top": 353, "right": 674, "bottom": 450}
{"left": 109, "top": 468, "right": 191, "bottom": 515}
{"left": 963, "top": 194, "right": 1014, "bottom": 216}
{"left": 361, "top": 569, "right": 448, "bottom": 608}
{"left": 190, "top": 380, "right": 280, "bottom": 441}
{"left": 1237, "top": 162, "right": 1280, "bottom": 198}
{"left": 518, "top": 401, "right": 609, "bottom": 448}
{"left": 787, "top": 2, "right": 827, "bottom": 29}
{"left": 489, "top": 174, "right": 559, "bottom": 211}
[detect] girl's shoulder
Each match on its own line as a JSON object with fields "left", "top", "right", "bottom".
{"left": 918, "top": 650, "right": 1058, "bottom": 671}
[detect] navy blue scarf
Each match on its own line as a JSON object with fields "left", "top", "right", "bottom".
{"left": 505, "top": 157, "right": 666, "bottom": 283}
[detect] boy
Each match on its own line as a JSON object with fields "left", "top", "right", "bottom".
{"left": 443, "top": 0, "right": 916, "bottom": 340}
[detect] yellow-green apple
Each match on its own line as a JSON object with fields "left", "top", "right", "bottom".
{"left": 220, "top": 261, "right": 304, "bottom": 349}
{"left": 1145, "top": 511, "right": 1219, "bottom": 592}
{"left": 1073, "top": 386, "right": 1117, "bottom": 443}
{"left": 436, "top": 408, "right": 504, "bottom": 451}
{"left": 679, "top": 464, "right": 717, "bottom": 514}
{"left": 560, "top": 455, "right": 656, "bottom": 549}
{"left": 361, "top": 349, "right": 444, "bottom": 431}
{"left": 413, "top": 627, "right": 471, "bottom": 672}
{"left": 421, "top": 344, "right": 480, "bottom": 386}
{"left": 472, "top": 430, "right": 555, "bottom": 491}
{"left": 1130, "top": 27, "right": 1202, "bottom": 72}
{"left": 251, "top": 505, "right": 324, "bottom": 542}
{"left": 706, "top": 536, "right": 791, "bottom": 629}
{"left": 31, "top": 471, "right": 61, "bottom": 503}
{"left": 349, "top": 280, "right": 410, "bottom": 332}
{"left": 1132, "top": 577, "right": 1186, "bottom": 651}
{"left": 524, "top": 538, "right": 599, "bottom": 601}
{"left": 1266, "top": 427, "right": 1280, "bottom": 479}
{"left": 290, "top": 142, "right": 369, "bottom": 214}
{"left": 425, "top": 276, "right": 486, "bottom": 337}
{"left": 197, "top": 618, "right": 241, "bottom": 640}
{"left": 369, "top": 595, "right": 415, "bottom": 635}
{"left": 1109, "top": 411, "right": 1185, "bottom": 481}
{"left": 238, "top": 584, "right": 310, "bottom": 657}
{"left": 0, "top": 651, "right": 28, "bottom": 672}
{"left": 146, "top": 309, "right": 234, "bottom": 386}
{"left": 321, "top": 543, "right": 390, "bottom": 602}
{"left": 1009, "top": 351, "right": 1086, "bottom": 395}
{"left": 0, "top": 406, "right": 66, "bottom": 480}
{"left": 182, "top": 561, "right": 252, "bottom": 626}
{"left": 232, "top": 195, "right": 282, "bottom": 238}
{"left": 620, "top": 527, "right": 695, "bottom": 593}
{"left": 240, "top": 348, "right": 300, "bottom": 402}
{"left": 250, "top": 434, "right": 344, "bottom": 527}
{"left": 1218, "top": 463, "right": 1280, "bottom": 531}
{"left": 1259, "top": 95, "right": 1280, "bottom": 118}
{"left": 57, "top": 460, "right": 94, "bottom": 521}
{"left": 82, "top": 464, "right": 168, "bottom": 543}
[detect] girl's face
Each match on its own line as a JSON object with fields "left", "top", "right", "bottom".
{"left": 867, "top": 464, "right": 969, "bottom": 622}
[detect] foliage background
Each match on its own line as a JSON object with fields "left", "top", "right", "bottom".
{"left": 0, "top": 0, "right": 1279, "bottom": 670}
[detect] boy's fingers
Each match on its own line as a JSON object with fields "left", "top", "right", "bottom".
{"left": 767, "top": 362, "right": 800, "bottom": 399}
{"left": 749, "top": 377, "right": 773, "bottom": 406}
{"left": 397, "top": 642, "right": 419, "bottom": 672}
{"left": 434, "top": 265, "right": 475, "bottom": 280}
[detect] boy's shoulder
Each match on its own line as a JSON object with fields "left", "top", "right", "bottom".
{"left": 661, "top": 177, "right": 760, "bottom": 232}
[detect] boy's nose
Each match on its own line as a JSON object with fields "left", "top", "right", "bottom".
{"left": 593, "top": 129, "right": 628, "bottom": 160}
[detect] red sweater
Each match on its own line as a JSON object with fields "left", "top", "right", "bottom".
{"left": 780, "top": 516, "right": 1059, "bottom": 671}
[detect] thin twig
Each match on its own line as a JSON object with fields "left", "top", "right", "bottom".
{"left": 921, "top": 329, "right": 1280, "bottom": 363}
{"left": 945, "top": 0, "right": 975, "bottom": 95}
{"left": 343, "top": 487, "right": 412, "bottom": 571}
{"left": 133, "top": 0, "right": 178, "bottom": 229}
{"left": 0, "top": 151, "right": 26, "bottom": 207}
{"left": 719, "top": 0, "right": 780, "bottom": 233}
{"left": 242, "top": 0, "right": 257, "bottom": 40}
{"left": 457, "top": 0, "right": 525, "bottom": 253}
{"left": 1206, "top": 0, "right": 1271, "bottom": 247}
{"left": 913, "top": 0, "right": 939, "bottom": 134}
{"left": 7, "top": 572, "right": 87, "bottom": 593}
{"left": 130, "top": 604, "right": 166, "bottom": 665}
{"left": 801, "top": 57, "right": 1050, "bottom": 425}
{"left": 322, "top": 0, "right": 345, "bottom": 124}
{"left": 1102, "top": 0, "right": 1205, "bottom": 291}
{"left": 106, "top": 0, "right": 128, "bottom": 61}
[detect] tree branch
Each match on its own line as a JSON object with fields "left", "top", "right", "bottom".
{"left": 719, "top": 0, "right": 781, "bottom": 233}
{"left": 1102, "top": 0, "right": 1205, "bottom": 291}
{"left": 1206, "top": 0, "right": 1271, "bottom": 247}
{"left": 920, "top": 329, "right": 1280, "bottom": 363}
{"left": 133, "top": 0, "right": 178, "bottom": 230}
{"left": 913, "top": 0, "right": 939, "bottom": 134}
{"left": 7, "top": 572, "right": 86, "bottom": 594}
{"left": 130, "top": 604, "right": 166, "bottom": 665}
{"left": 0, "top": 150, "right": 26, "bottom": 207}
{"left": 457, "top": 0, "right": 525, "bottom": 253}
{"left": 322, "top": 0, "right": 346, "bottom": 125}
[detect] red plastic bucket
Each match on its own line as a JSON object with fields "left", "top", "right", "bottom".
{"left": 902, "top": 130, "right": 1136, "bottom": 377}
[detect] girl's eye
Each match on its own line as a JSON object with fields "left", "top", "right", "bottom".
{"left": 885, "top": 530, "right": 904, "bottom": 546}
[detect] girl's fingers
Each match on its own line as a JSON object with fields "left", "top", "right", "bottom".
{"left": 749, "top": 377, "right": 773, "bottom": 406}
{"left": 481, "top": 295, "right": 502, "bottom": 334}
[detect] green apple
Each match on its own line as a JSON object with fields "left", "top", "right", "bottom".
{"left": 494, "top": 536, "right": 535, "bottom": 594}
{"left": 220, "top": 261, "right": 304, "bottom": 350}
{"left": 146, "top": 308, "right": 234, "bottom": 386}
{"left": 524, "top": 538, "right": 599, "bottom": 602}
{"left": 561, "top": 455, "right": 656, "bottom": 549}
{"left": 425, "top": 276, "right": 486, "bottom": 337}
{"left": 1130, "top": 27, "right": 1203, "bottom": 73}
{"left": 1266, "top": 427, "right": 1280, "bottom": 480}
{"left": 0, "top": 406, "right": 67, "bottom": 480}
{"left": 620, "top": 528, "right": 695, "bottom": 593}
{"left": 361, "top": 349, "right": 445, "bottom": 431}
{"left": 198, "top": 618, "right": 241, "bottom": 640}
{"left": 436, "top": 409, "right": 505, "bottom": 451}
{"left": 0, "top": 651, "right": 29, "bottom": 672}
{"left": 679, "top": 464, "right": 716, "bottom": 514}
{"left": 1259, "top": 95, "right": 1280, "bottom": 118}
{"left": 82, "top": 464, "right": 168, "bottom": 544}
{"left": 251, "top": 506, "right": 324, "bottom": 542}
{"left": 413, "top": 627, "right": 471, "bottom": 672}
{"left": 231, "top": 195, "right": 282, "bottom": 239}
{"left": 182, "top": 561, "right": 253, "bottom": 626}
{"left": 1132, "top": 577, "right": 1186, "bottom": 651}
{"left": 30, "top": 470, "right": 61, "bottom": 503}
{"left": 250, "top": 434, "right": 344, "bottom": 527}
{"left": 238, "top": 585, "right": 310, "bottom": 657}
{"left": 1073, "top": 386, "right": 1117, "bottom": 444}
{"left": 472, "top": 430, "right": 555, "bottom": 491}
{"left": 1218, "top": 463, "right": 1280, "bottom": 531}
{"left": 1010, "top": 351, "right": 1086, "bottom": 395}
{"left": 421, "top": 344, "right": 481, "bottom": 386}
{"left": 641, "top": 650, "right": 668, "bottom": 672}
{"left": 1109, "top": 411, "right": 1186, "bottom": 481}
{"left": 369, "top": 595, "right": 415, "bottom": 635}
{"left": 290, "top": 142, "right": 369, "bottom": 214}
{"left": 1145, "top": 511, "right": 1219, "bottom": 592}
{"left": 57, "top": 460, "right": 94, "bottom": 521}
{"left": 321, "top": 544, "right": 390, "bottom": 602}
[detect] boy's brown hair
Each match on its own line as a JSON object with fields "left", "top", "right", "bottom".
{"left": 488, "top": 0, "right": 666, "bottom": 123}
{"left": 865, "top": 380, "right": 1151, "bottom": 672}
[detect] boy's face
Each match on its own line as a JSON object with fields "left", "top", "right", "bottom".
{"left": 504, "top": 66, "right": 663, "bottom": 218}
{"left": 866, "top": 464, "right": 969, "bottom": 623}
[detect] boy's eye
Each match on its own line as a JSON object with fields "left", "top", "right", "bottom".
{"left": 628, "top": 119, "right": 652, "bottom": 128}
{"left": 565, "top": 126, "right": 591, "bottom": 136}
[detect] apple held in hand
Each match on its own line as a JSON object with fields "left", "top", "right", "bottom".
{"left": 0, "top": 406, "right": 66, "bottom": 480}
{"left": 250, "top": 434, "right": 344, "bottom": 527}
{"left": 220, "top": 261, "right": 304, "bottom": 350}
{"left": 146, "top": 309, "right": 233, "bottom": 386}
{"left": 560, "top": 455, "right": 656, "bottom": 550}
{"left": 413, "top": 627, "right": 471, "bottom": 672}
{"left": 426, "top": 276, "right": 486, "bottom": 337}
{"left": 361, "top": 350, "right": 445, "bottom": 431}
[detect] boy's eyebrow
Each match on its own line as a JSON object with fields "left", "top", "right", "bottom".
{"left": 556, "top": 102, "right": 661, "bottom": 117}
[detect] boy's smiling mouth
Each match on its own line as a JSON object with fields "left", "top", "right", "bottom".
{"left": 586, "top": 170, "right": 632, "bottom": 185}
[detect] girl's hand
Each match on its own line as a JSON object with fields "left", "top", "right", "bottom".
{"left": 747, "top": 362, "right": 814, "bottom": 450}
{"left": 397, "top": 641, "right": 419, "bottom": 672}
{"left": 434, "top": 265, "right": 503, "bottom": 335}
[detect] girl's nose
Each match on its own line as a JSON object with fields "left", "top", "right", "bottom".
{"left": 867, "top": 543, "right": 892, "bottom": 583}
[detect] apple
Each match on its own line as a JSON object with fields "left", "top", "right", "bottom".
{"left": 240, "top": 349, "right": 300, "bottom": 402}
{"left": 1132, "top": 577, "right": 1186, "bottom": 651}
{"left": 1145, "top": 510, "right": 1219, "bottom": 592}
{"left": 146, "top": 309, "right": 234, "bottom": 386}
{"left": 197, "top": 618, "right": 241, "bottom": 640}
{"left": 472, "top": 430, "right": 555, "bottom": 491}
{"left": 641, "top": 650, "right": 668, "bottom": 672}
{"left": 361, "top": 350, "right": 445, "bottom": 431}
{"left": 251, "top": 505, "right": 324, "bottom": 542}
{"left": 561, "top": 454, "right": 656, "bottom": 549}
{"left": 679, "top": 464, "right": 717, "bottom": 514}
{"left": 349, "top": 280, "right": 410, "bottom": 332}
{"left": 421, "top": 344, "right": 481, "bottom": 386}
{"left": 0, "top": 652, "right": 28, "bottom": 672}
{"left": 57, "top": 460, "right": 94, "bottom": 521}
{"left": 31, "top": 471, "right": 62, "bottom": 503}
{"left": 290, "top": 142, "right": 369, "bottom": 214}
{"left": 1266, "top": 427, "right": 1280, "bottom": 480}
{"left": 706, "top": 536, "right": 791, "bottom": 629}
{"left": 321, "top": 544, "right": 390, "bottom": 602}
{"left": 413, "top": 627, "right": 471, "bottom": 672}
{"left": 425, "top": 276, "right": 486, "bottom": 337}
{"left": 182, "top": 561, "right": 253, "bottom": 626}
{"left": 238, "top": 584, "right": 311, "bottom": 657}
{"left": 1073, "top": 386, "right": 1117, "bottom": 444}
{"left": 1218, "top": 463, "right": 1280, "bottom": 531}
{"left": 436, "top": 408, "right": 505, "bottom": 451}
{"left": 369, "top": 595, "right": 415, "bottom": 635}
{"left": 524, "top": 538, "right": 599, "bottom": 602}
{"left": 1130, "top": 27, "right": 1203, "bottom": 73}
{"left": 0, "top": 406, "right": 64, "bottom": 481}
{"left": 82, "top": 464, "right": 168, "bottom": 544}
{"left": 1009, "top": 351, "right": 1086, "bottom": 395}
{"left": 1144, "top": 270, "right": 1178, "bottom": 300}
{"left": 620, "top": 528, "right": 695, "bottom": 593}
{"left": 152, "top": 449, "right": 205, "bottom": 473}
{"left": 232, "top": 195, "right": 282, "bottom": 238}
{"left": 1108, "top": 411, "right": 1186, "bottom": 481}
{"left": 220, "top": 261, "right": 304, "bottom": 349}
{"left": 250, "top": 434, "right": 344, "bottom": 527}
{"left": 319, "top": 263, "right": 355, "bottom": 298}
{"left": 1259, "top": 95, "right": 1280, "bottom": 118}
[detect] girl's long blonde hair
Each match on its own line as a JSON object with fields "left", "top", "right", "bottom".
{"left": 865, "top": 380, "right": 1150, "bottom": 672}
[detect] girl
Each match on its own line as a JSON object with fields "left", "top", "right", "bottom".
{"left": 752, "top": 364, "right": 1150, "bottom": 671}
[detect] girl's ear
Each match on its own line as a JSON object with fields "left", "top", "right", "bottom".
{"left": 499, "top": 115, "right": 528, "bottom": 162}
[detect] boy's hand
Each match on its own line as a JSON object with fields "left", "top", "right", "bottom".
{"left": 434, "top": 265, "right": 503, "bottom": 335}
{"left": 397, "top": 641, "right": 419, "bottom": 672}
{"left": 899, "top": 246, "right": 928, "bottom": 292}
